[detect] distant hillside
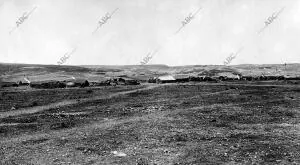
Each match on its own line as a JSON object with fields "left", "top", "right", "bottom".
{"left": 1, "top": 63, "right": 299, "bottom": 82}
{"left": 0, "top": 63, "right": 92, "bottom": 82}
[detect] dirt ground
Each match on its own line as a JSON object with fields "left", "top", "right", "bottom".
{"left": 0, "top": 82, "right": 300, "bottom": 165}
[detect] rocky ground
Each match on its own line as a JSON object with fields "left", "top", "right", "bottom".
{"left": 0, "top": 82, "right": 300, "bottom": 164}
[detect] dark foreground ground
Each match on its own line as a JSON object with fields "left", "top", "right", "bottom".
{"left": 0, "top": 82, "right": 300, "bottom": 165}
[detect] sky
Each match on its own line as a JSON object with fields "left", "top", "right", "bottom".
{"left": 0, "top": 0, "right": 299, "bottom": 66}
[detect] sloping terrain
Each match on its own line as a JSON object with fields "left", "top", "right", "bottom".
{"left": 0, "top": 82, "right": 299, "bottom": 164}
{"left": 0, "top": 85, "right": 147, "bottom": 115}
{"left": 1, "top": 63, "right": 300, "bottom": 83}
{"left": 1, "top": 63, "right": 300, "bottom": 164}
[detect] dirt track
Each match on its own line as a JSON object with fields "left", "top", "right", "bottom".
{"left": 0, "top": 84, "right": 160, "bottom": 119}
{"left": 1, "top": 82, "right": 299, "bottom": 164}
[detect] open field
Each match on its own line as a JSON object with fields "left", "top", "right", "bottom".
{"left": 0, "top": 85, "right": 145, "bottom": 113}
{"left": 0, "top": 81, "right": 299, "bottom": 165}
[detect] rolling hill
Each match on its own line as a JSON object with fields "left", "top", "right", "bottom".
{"left": 1, "top": 63, "right": 299, "bottom": 82}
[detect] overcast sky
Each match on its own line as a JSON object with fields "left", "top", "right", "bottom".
{"left": 0, "top": 0, "right": 299, "bottom": 66}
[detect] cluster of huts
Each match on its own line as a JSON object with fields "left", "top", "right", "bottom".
{"left": 1, "top": 74, "right": 299, "bottom": 88}
{"left": 148, "top": 75, "right": 300, "bottom": 84}
{"left": 90, "top": 78, "right": 140, "bottom": 86}
{"left": 0, "top": 77, "right": 140, "bottom": 89}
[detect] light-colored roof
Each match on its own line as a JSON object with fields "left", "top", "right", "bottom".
{"left": 157, "top": 75, "right": 175, "bottom": 80}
